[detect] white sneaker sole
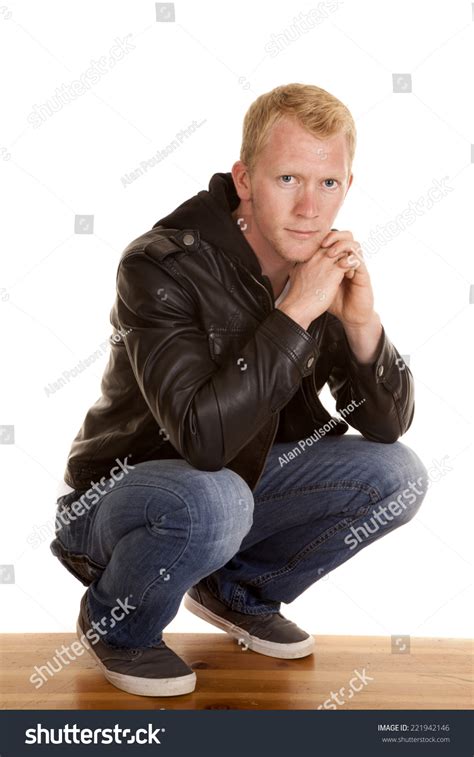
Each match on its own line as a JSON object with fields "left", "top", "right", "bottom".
{"left": 183, "top": 593, "right": 315, "bottom": 659}
{"left": 76, "top": 620, "right": 196, "bottom": 697}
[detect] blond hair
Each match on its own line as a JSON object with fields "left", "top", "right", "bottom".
{"left": 240, "top": 83, "right": 356, "bottom": 174}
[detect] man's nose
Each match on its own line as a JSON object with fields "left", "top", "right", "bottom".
{"left": 294, "top": 189, "right": 320, "bottom": 217}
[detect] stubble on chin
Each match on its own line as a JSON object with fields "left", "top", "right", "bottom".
{"left": 273, "top": 239, "right": 318, "bottom": 264}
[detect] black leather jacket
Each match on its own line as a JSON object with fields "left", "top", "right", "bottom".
{"left": 63, "top": 172, "right": 415, "bottom": 492}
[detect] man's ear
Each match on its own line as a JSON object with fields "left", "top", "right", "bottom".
{"left": 231, "top": 160, "right": 252, "bottom": 201}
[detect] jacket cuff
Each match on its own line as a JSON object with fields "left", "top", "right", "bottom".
{"left": 261, "top": 308, "right": 320, "bottom": 377}
{"left": 342, "top": 324, "right": 396, "bottom": 384}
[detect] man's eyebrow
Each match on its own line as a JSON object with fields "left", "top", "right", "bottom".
{"left": 273, "top": 168, "right": 347, "bottom": 180}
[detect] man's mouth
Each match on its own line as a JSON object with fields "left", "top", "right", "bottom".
{"left": 285, "top": 229, "right": 319, "bottom": 238}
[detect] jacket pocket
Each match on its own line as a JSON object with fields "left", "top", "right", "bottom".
{"left": 51, "top": 489, "right": 105, "bottom": 586}
{"left": 207, "top": 329, "right": 249, "bottom": 365}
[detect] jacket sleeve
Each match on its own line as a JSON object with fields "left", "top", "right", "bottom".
{"left": 115, "top": 252, "right": 320, "bottom": 470}
{"left": 324, "top": 314, "right": 415, "bottom": 442}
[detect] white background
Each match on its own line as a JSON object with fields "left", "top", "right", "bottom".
{"left": 0, "top": 0, "right": 473, "bottom": 644}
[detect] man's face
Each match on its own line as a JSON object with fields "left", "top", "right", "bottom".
{"left": 242, "top": 117, "right": 353, "bottom": 263}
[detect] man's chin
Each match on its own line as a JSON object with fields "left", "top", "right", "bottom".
{"left": 278, "top": 246, "right": 317, "bottom": 263}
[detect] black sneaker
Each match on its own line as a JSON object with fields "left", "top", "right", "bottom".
{"left": 76, "top": 591, "right": 196, "bottom": 697}
{"left": 184, "top": 579, "right": 315, "bottom": 659}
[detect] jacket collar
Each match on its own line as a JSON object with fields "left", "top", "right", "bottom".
{"left": 153, "top": 171, "right": 265, "bottom": 281}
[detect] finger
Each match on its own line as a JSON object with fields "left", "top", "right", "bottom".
{"left": 338, "top": 247, "right": 366, "bottom": 272}
{"left": 325, "top": 241, "right": 362, "bottom": 258}
{"left": 349, "top": 244, "right": 364, "bottom": 261}
{"left": 320, "top": 231, "right": 354, "bottom": 249}
{"left": 333, "top": 246, "right": 365, "bottom": 281}
{"left": 336, "top": 251, "right": 361, "bottom": 270}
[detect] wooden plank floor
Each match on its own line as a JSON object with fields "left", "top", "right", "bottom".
{"left": 1, "top": 633, "right": 472, "bottom": 710}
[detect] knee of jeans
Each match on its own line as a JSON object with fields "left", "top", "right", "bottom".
{"left": 145, "top": 468, "right": 254, "bottom": 545}
{"left": 383, "top": 442, "right": 427, "bottom": 491}
{"left": 193, "top": 468, "right": 254, "bottom": 554}
{"left": 385, "top": 444, "right": 429, "bottom": 522}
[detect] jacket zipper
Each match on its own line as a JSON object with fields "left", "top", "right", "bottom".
{"left": 247, "top": 270, "right": 274, "bottom": 313}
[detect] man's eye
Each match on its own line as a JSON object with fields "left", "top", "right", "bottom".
{"left": 280, "top": 175, "right": 294, "bottom": 184}
{"left": 324, "top": 179, "right": 339, "bottom": 189}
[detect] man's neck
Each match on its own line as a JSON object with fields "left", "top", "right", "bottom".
{"left": 231, "top": 205, "right": 292, "bottom": 300}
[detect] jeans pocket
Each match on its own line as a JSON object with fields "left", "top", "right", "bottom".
{"left": 51, "top": 489, "right": 105, "bottom": 586}
{"left": 50, "top": 537, "right": 105, "bottom": 587}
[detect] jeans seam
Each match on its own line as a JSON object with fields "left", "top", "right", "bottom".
{"left": 92, "top": 501, "right": 193, "bottom": 647}
{"left": 253, "top": 479, "right": 382, "bottom": 505}
{"left": 231, "top": 583, "right": 281, "bottom": 614}
{"left": 245, "top": 497, "right": 377, "bottom": 589}
{"left": 204, "top": 576, "right": 237, "bottom": 612}
{"left": 60, "top": 482, "right": 191, "bottom": 564}
{"left": 135, "top": 502, "right": 193, "bottom": 624}
{"left": 230, "top": 481, "right": 382, "bottom": 610}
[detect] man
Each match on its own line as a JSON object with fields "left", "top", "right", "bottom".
{"left": 50, "top": 83, "right": 428, "bottom": 698}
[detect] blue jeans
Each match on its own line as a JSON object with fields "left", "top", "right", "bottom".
{"left": 50, "top": 435, "right": 428, "bottom": 648}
